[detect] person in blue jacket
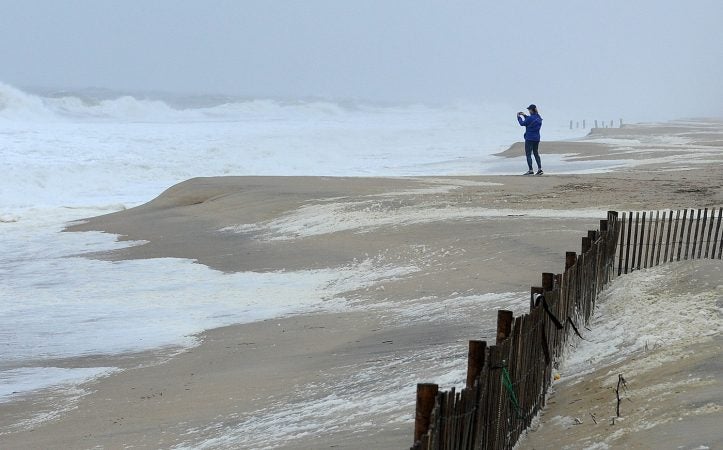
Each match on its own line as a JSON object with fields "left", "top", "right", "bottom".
{"left": 517, "top": 104, "right": 543, "bottom": 175}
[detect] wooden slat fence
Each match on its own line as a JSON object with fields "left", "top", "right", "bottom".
{"left": 411, "top": 206, "right": 722, "bottom": 450}
{"left": 616, "top": 207, "right": 723, "bottom": 275}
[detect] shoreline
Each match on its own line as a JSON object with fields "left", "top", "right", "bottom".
{"left": 1, "top": 120, "right": 722, "bottom": 448}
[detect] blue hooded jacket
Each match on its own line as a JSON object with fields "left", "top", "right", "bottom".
{"left": 517, "top": 113, "right": 542, "bottom": 142}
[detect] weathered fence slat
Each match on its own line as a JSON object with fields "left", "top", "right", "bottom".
{"left": 704, "top": 208, "right": 714, "bottom": 258}
{"left": 414, "top": 383, "right": 439, "bottom": 445}
{"left": 677, "top": 209, "right": 688, "bottom": 261}
{"left": 691, "top": 209, "right": 702, "bottom": 259}
{"left": 714, "top": 207, "right": 723, "bottom": 259}
{"left": 684, "top": 209, "right": 695, "bottom": 260}
{"left": 496, "top": 310, "right": 513, "bottom": 345}
{"left": 698, "top": 208, "right": 707, "bottom": 259}
{"left": 664, "top": 210, "right": 673, "bottom": 263}
{"left": 618, "top": 212, "right": 626, "bottom": 275}
{"left": 467, "top": 341, "right": 487, "bottom": 389}
{"left": 648, "top": 210, "right": 659, "bottom": 268}
{"left": 636, "top": 211, "right": 646, "bottom": 270}
{"left": 669, "top": 210, "right": 679, "bottom": 263}
{"left": 631, "top": 212, "right": 640, "bottom": 271}
{"left": 624, "top": 212, "right": 633, "bottom": 273}
{"left": 644, "top": 211, "right": 653, "bottom": 268}
{"left": 655, "top": 211, "right": 670, "bottom": 266}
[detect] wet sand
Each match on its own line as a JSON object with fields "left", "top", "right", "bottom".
{"left": 1, "top": 120, "right": 721, "bottom": 449}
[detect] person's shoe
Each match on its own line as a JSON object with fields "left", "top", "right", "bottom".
{"left": 523, "top": 170, "right": 534, "bottom": 175}
{"left": 535, "top": 169, "right": 544, "bottom": 176}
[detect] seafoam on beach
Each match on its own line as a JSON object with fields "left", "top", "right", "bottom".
{"left": 516, "top": 259, "right": 722, "bottom": 450}
{"left": 176, "top": 291, "right": 533, "bottom": 449}
{"left": 1, "top": 229, "right": 419, "bottom": 398}
{"left": 561, "top": 260, "right": 722, "bottom": 382}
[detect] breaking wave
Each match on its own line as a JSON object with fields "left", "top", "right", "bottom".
{"left": 0, "top": 81, "right": 354, "bottom": 123}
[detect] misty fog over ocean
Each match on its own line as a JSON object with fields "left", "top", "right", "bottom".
{"left": 1, "top": 1, "right": 720, "bottom": 121}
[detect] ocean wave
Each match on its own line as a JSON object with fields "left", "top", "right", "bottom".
{"left": 0, "top": 82, "right": 56, "bottom": 120}
{"left": 0, "top": 82, "right": 360, "bottom": 123}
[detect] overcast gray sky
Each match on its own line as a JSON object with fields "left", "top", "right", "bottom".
{"left": 1, "top": 0, "right": 721, "bottom": 119}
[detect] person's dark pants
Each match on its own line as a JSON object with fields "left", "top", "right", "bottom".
{"left": 525, "top": 140, "right": 541, "bottom": 170}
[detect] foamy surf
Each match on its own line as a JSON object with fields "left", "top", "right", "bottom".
{"left": 560, "top": 260, "right": 723, "bottom": 382}
{"left": 175, "top": 291, "right": 532, "bottom": 449}
{"left": 1, "top": 224, "right": 419, "bottom": 401}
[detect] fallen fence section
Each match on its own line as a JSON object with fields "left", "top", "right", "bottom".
{"left": 412, "top": 207, "right": 722, "bottom": 450}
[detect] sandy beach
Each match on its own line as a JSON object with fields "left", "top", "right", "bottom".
{"left": 1, "top": 120, "right": 722, "bottom": 449}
